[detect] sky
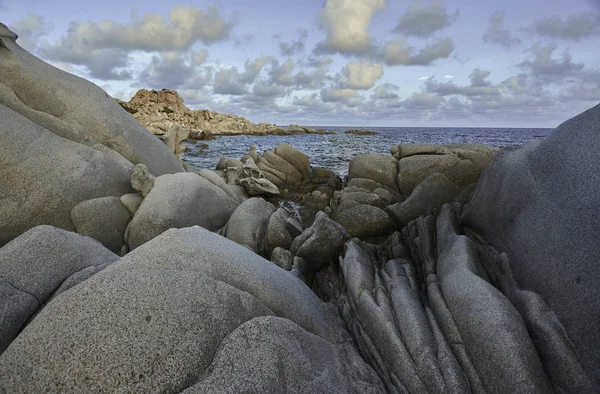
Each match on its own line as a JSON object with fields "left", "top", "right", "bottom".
{"left": 1, "top": 0, "right": 599, "bottom": 127}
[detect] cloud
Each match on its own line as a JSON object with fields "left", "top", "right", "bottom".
{"left": 321, "top": 87, "right": 363, "bottom": 106}
{"left": 401, "top": 92, "right": 445, "bottom": 112}
{"left": 251, "top": 83, "right": 288, "bottom": 98}
{"left": 372, "top": 83, "right": 400, "bottom": 100}
{"left": 137, "top": 50, "right": 212, "bottom": 90}
{"left": 269, "top": 58, "right": 296, "bottom": 86}
{"left": 419, "top": 76, "right": 431, "bottom": 80}
{"left": 279, "top": 29, "right": 309, "bottom": 56}
{"left": 42, "top": 43, "right": 133, "bottom": 80}
{"left": 518, "top": 43, "right": 584, "bottom": 81}
{"left": 51, "top": 6, "right": 233, "bottom": 52}
{"left": 212, "top": 56, "right": 274, "bottom": 95}
{"left": 293, "top": 93, "right": 337, "bottom": 113}
{"left": 316, "top": 0, "right": 386, "bottom": 55}
{"left": 383, "top": 37, "right": 454, "bottom": 66}
{"left": 239, "top": 56, "right": 275, "bottom": 83}
{"left": 305, "top": 55, "right": 334, "bottom": 68}
{"left": 444, "top": 75, "right": 453, "bottom": 79}
{"left": 36, "top": 5, "right": 233, "bottom": 80}
{"left": 293, "top": 67, "right": 330, "bottom": 89}
{"left": 394, "top": 0, "right": 459, "bottom": 37}
{"left": 483, "top": 11, "right": 521, "bottom": 48}
{"left": 267, "top": 58, "right": 331, "bottom": 89}
{"left": 469, "top": 68, "right": 491, "bottom": 87}
{"left": 213, "top": 68, "right": 248, "bottom": 95}
{"left": 9, "top": 12, "right": 52, "bottom": 52}
{"left": 424, "top": 69, "right": 501, "bottom": 97}
{"left": 340, "top": 61, "right": 384, "bottom": 89}
{"left": 528, "top": 13, "right": 600, "bottom": 41}
{"left": 233, "top": 33, "right": 255, "bottom": 49}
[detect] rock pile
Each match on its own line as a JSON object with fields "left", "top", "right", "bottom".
{"left": 1, "top": 23, "right": 599, "bottom": 393}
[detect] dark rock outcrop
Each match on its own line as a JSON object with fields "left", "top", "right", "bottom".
{"left": 462, "top": 103, "right": 600, "bottom": 384}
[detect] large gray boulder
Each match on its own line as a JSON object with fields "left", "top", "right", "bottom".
{"left": 127, "top": 173, "right": 239, "bottom": 249}
{"left": 0, "top": 227, "right": 384, "bottom": 393}
{"left": 223, "top": 198, "right": 276, "bottom": 255}
{"left": 0, "top": 24, "right": 183, "bottom": 176}
{"left": 333, "top": 200, "right": 395, "bottom": 239}
{"left": 274, "top": 144, "right": 310, "bottom": 176}
{"left": 386, "top": 172, "right": 462, "bottom": 228}
{"left": 257, "top": 150, "right": 303, "bottom": 186}
{"left": 265, "top": 208, "right": 295, "bottom": 255}
{"left": 0, "top": 105, "right": 134, "bottom": 246}
{"left": 290, "top": 211, "right": 351, "bottom": 274}
{"left": 393, "top": 143, "right": 497, "bottom": 195}
{"left": 347, "top": 154, "right": 399, "bottom": 192}
{"left": 462, "top": 103, "right": 600, "bottom": 383}
{"left": 71, "top": 197, "right": 131, "bottom": 254}
{"left": 0, "top": 226, "right": 118, "bottom": 354}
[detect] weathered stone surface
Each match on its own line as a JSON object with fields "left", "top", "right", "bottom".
{"left": 333, "top": 203, "right": 395, "bottom": 239}
{"left": 0, "top": 105, "right": 133, "bottom": 246}
{"left": 290, "top": 211, "right": 350, "bottom": 273}
{"left": 339, "top": 191, "right": 385, "bottom": 209}
{"left": 436, "top": 207, "right": 553, "bottom": 393}
{"left": 71, "top": 197, "right": 131, "bottom": 254}
{"left": 0, "top": 227, "right": 383, "bottom": 393}
{"left": 196, "top": 169, "right": 241, "bottom": 203}
{"left": 127, "top": 173, "right": 239, "bottom": 249}
{"left": 130, "top": 163, "right": 155, "bottom": 197}
{"left": 216, "top": 156, "right": 243, "bottom": 170}
{"left": 396, "top": 143, "right": 498, "bottom": 195}
{"left": 348, "top": 154, "right": 399, "bottom": 192}
{"left": 0, "top": 283, "right": 37, "bottom": 355}
{"left": 265, "top": 208, "right": 294, "bottom": 255}
{"left": 0, "top": 226, "right": 118, "bottom": 353}
{"left": 181, "top": 316, "right": 383, "bottom": 393}
{"left": 274, "top": 144, "right": 310, "bottom": 176}
{"left": 239, "top": 177, "right": 280, "bottom": 196}
{"left": 258, "top": 150, "right": 303, "bottom": 186}
{"left": 119, "top": 193, "right": 144, "bottom": 216}
{"left": 0, "top": 25, "right": 183, "bottom": 176}
{"left": 462, "top": 103, "right": 600, "bottom": 383}
{"left": 223, "top": 198, "right": 276, "bottom": 255}
{"left": 386, "top": 172, "right": 462, "bottom": 228}
{"left": 270, "top": 247, "right": 294, "bottom": 270}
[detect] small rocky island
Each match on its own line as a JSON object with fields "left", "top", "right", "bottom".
{"left": 1, "top": 23, "right": 599, "bottom": 393}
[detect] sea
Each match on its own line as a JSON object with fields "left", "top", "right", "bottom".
{"left": 182, "top": 126, "right": 552, "bottom": 176}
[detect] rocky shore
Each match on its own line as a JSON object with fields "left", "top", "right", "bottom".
{"left": 1, "top": 23, "right": 599, "bottom": 393}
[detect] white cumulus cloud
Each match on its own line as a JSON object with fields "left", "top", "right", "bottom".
{"left": 316, "top": 0, "right": 386, "bottom": 55}
{"left": 341, "top": 61, "right": 384, "bottom": 89}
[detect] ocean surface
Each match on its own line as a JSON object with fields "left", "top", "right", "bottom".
{"left": 183, "top": 126, "right": 552, "bottom": 176}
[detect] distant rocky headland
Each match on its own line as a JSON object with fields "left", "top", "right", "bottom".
{"left": 116, "top": 88, "right": 332, "bottom": 143}
{"left": 1, "top": 22, "right": 599, "bottom": 393}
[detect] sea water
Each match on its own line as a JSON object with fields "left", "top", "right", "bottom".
{"left": 182, "top": 126, "right": 552, "bottom": 175}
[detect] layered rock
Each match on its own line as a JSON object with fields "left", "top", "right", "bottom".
{"left": 331, "top": 155, "right": 401, "bottom": 239}
{"left": 391, "top": 143, "right": 498, "bottom": 196}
